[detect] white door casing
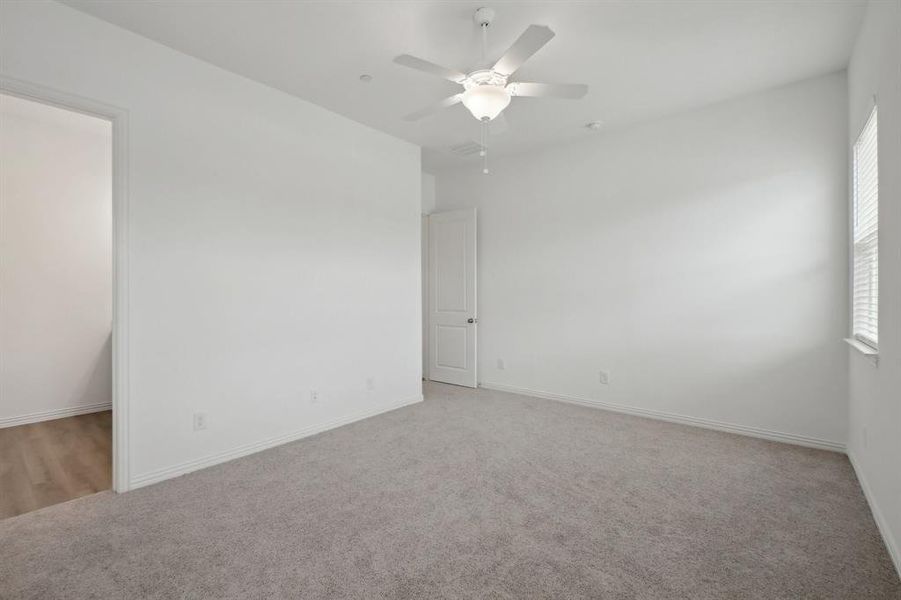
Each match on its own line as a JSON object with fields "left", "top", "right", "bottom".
{"left": 428, "top": 208, "right": 477, "bottom": 387}
{"left": 0, "top": 76, "right": 131, "bottom": 492}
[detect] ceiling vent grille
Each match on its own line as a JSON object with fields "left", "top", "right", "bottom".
{"left": 448, "top": 141, "right": 485, "bottom": 157}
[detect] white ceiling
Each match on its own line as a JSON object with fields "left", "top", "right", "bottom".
{"left": 62, "top": 0, "right": 866, "bottom": 171}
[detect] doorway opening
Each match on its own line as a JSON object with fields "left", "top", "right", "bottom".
{"left": 0, "top": 92, "right": 115, "bottom": 517}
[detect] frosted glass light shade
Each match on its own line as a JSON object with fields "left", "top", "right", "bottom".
{"left": 462, "top": 85, "right": 511, "bottom": 121}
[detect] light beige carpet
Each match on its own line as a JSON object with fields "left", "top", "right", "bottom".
{"left": 1, "top": 382, "right": 899, "bottom": 599}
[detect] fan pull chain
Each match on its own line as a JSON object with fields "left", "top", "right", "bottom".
{"left": 481, "top": 119, "right": 489, "bottom": 175}
{"left": 479, "top": 16, "right": 490, "bottom": 174}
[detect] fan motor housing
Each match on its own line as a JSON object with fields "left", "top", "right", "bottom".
{"left": 463, "top": 69, "right": 507, "bottom": 91}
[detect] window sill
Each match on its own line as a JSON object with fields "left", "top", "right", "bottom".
{"left": 845, "top": 338, "right": 879, "bottom": 365}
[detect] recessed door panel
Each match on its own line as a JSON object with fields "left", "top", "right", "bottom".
{"left": 436, "top": 325, "right": 468, "bottom": 370}
{"left": 435, "top": 220, "right": 467, "bottom": 313}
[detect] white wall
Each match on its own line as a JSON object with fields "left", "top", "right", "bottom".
{"left": 0, "top": 93, "right": 112, "bottom": 426}
{"left": 421, "top": 172, "right": 437, "bottom": 215}
{"left": 0, "top": 1, "right": 421, "bottom": 487}
{"left": 436, "top": 72, "right": 850, "bottom": 448}
{"left": 847, "top": 0, "right": 901, "bottom": 576}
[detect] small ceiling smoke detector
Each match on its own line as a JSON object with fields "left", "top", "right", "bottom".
{"left": 586, "top": 121, "right": 603, "bottom": 130}
{"left": 473, "top": 7, "right": 496, "bottom": 27}
{"left": 359, "top": 74, "right": 373, "bottom": 83}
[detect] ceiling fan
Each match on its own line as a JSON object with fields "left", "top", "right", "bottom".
{"left": 394, "top": 7, "right": 589, "bottom": 173}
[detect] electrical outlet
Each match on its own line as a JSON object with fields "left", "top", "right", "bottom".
{"left": 599, "top": 370, "right": 610, "bottom": 385}
{"left": 310, "top": 390, "right": 319, "bottom": 403}
{"left": 193, "top": 412, "right": 208, "bottom": 431}
{"left": 366, "top": 377, "right": 375, "bottom": 392}
{"left": 497, "top": 358, "right": 505, "bottom": 370}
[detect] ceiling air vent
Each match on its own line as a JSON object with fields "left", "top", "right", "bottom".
{"left": 448, "top": 141, "right": 485, "bottom": 157}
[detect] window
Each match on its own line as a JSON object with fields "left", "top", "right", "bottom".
{"left": 852, "top": 106, "right": 878, "bottom": 349}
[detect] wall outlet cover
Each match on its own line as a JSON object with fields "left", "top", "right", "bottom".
{"left": 193, "top": 412, "right": 208, "bottom": 431}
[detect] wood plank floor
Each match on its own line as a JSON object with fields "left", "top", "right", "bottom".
{"left": 0, "top": 411, "right": 111, "bottom": 519}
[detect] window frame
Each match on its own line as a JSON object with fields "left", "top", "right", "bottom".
{"left": 850, "top": 105, "right": 879, "bottom": 352}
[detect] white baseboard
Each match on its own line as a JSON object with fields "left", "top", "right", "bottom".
{"left": 479, "top": 382, "right": 845, "bottom": 453}
{"left": 848, "top": 450, "right": 901, "bottom": 579}
{"left": 0, "top": 402, "right": 112, "bottom": 429}
{"left": 130, "top": 394, "right": 424, "bottom": 490}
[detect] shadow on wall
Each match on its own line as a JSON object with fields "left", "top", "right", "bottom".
{"left": 68, "top": 331, "right": 112, "bottom": 408}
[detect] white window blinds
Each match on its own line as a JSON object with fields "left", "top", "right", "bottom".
{"left": 852, "top": 106, "right": 878, "bottom": 349}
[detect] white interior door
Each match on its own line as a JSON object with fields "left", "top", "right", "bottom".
{"left": 429, "top": 208, "right": 477, "bottom": 387}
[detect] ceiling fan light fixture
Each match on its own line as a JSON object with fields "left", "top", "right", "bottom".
{"left": 394, "top": 10, "right": 588, "bottom": 174}
{"left": 461, "top": 85, "right": 511, "bottom": 121}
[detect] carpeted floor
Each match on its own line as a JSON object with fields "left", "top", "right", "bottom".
{"left": 1, "top": 382, "right": 899, "bottom": 599}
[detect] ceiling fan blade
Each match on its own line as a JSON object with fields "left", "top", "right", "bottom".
{"left": 394, "top": 54, "right": 467, "bottom": 84}
{"left": 492, "top": 25, "right": 555, "bottom": 77}
{"left": 403, "top": 94, "right": 463, "bottom": 121}
{"left": 507, "top": 82, "right": 588, "bottom": 99}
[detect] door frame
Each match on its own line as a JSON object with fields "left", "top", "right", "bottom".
{"left": 422, "top": 214, "right": 430, "bottom": 381}
{"left": 1, "top": 76, "right": 132, "bottom": 493}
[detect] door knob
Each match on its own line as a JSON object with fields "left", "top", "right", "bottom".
{"left": 467, "top": 318, "right": 477, "bottom": 324}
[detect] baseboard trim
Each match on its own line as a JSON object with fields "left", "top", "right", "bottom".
{"left": 0, "top": 402, "right": 112, "bottom": 429}
{"left": 130, "top": 394, "right": 424, "bottom": 490}
{"left": 848, "top": 450, "right": 901, "bottom": 579}
{"left": 479, "top": 382, "right": 845, "bottom": 453}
